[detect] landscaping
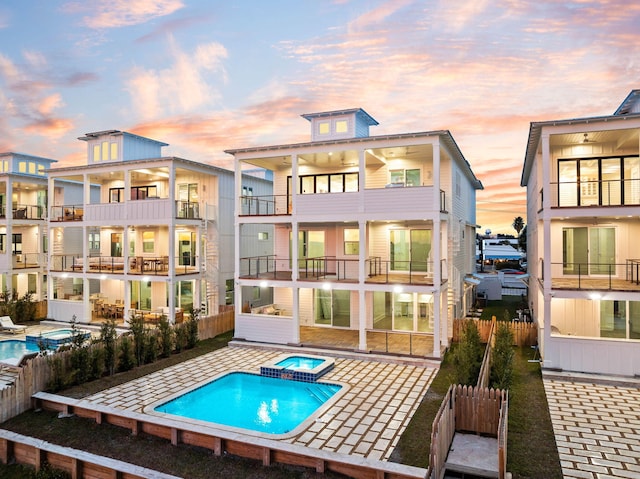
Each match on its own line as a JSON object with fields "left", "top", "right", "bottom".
{"left": 1, "top": 300, "right": 562, "bottom": 479}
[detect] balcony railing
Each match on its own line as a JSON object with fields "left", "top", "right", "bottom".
{"left": 240, "top": 195, "right": 289, "bottom": 216}
{"left": 50, "top": 205, "right": 84, "bottom": 222}
{"left": 176, "top": 201, "right": 200, "bottom": 219}
{"left": 11, "top": 253, "right": 46, "bottom": 269}
{"left": 547, "top": 261, "right": 640, "bottom": 291}
{"left": 0, "top": 204, "right": 46, "bottom": 220}
{"left": 50, "top": 254, "right": 199, "bottom": 275}
{"left": 550, "top": 178, "right": 640, "bottom": 208}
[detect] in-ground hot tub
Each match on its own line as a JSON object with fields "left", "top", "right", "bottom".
{"left": 260, "top": 353, "right": 334, "bottom": 382}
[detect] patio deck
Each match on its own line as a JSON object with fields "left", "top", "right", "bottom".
{"left": 551, "top": 277, "right": 640, "bottom": 292}
{"left": 239, "top": 271, "right": 437, "bottom": 286}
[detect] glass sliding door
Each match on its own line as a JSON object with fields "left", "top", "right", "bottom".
{"left": 563, "top": 226, "right": 615, "bottom": 275}
{"left": 314, "top": 289, "right": 350, "bottom": 327}
{"left": 601, "top": 158, "right": 621, "bottom": 206}
{"left": 390, "top": 229, "right": 431, "bottom": 272}
{"left": 410, "top": 229, "right": 431, "bottom": 272}
{"left": 558, "top": 160, "right": 578, "bottom": 207}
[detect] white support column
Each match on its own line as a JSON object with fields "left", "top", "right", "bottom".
{"left": 358, "top": 219, "right": 367, "bottom": 351}
{"left": 290, "top": 154, "right": 300, "bottom": 343}
{"left": 432, "top": 139, "right": 442, "bottom": 358}
{"left": 541, "top": 132, "right": 553, "bottom": 365}
{"left": 124, "top": 279, "right": 131, "bottom": 326}
{"left": 291, "top": 287, "right": 300, "bottom": 344}
{"left": 234, "top": 158, "right": 242, "bottom": 313}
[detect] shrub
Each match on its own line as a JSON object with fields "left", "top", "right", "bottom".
{"left": 118, "top": 334, "right": 135, "bottom": 372}
{"left": 452, "top": 319, "right": 484, "bottom": 385}
{"left": 491, "top": 322, "right": 515, "bottom": 390}
{"left": 100, "top": 319, "right": 118, "bottom": 376}
{"left": 129, "top": 314, "right": 146, "bottom": 366}
{"left": 157, "top": 316, "right": 173, "bottom": 358}
{"left": 186, "top": 307, "right": 200, "bottom": 349}
{"left": 144, "top": 332, "right": 159, "bottom": 364}
{"left": 174, "top": 324, "right": 188, "bottom": 353}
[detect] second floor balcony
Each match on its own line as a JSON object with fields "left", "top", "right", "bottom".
{"left": 50, "top": 254, "right": 200, "bottom": 276}
{"left": 549, "top": 178, "right": 640, "bottom": 208}
{"left": 546, "top": 260, "right": 640, "bottom": 292}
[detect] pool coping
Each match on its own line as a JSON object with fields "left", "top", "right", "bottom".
{"left": 143, "top": 368, "right": 351, "bottom": 440}
{"left": 32, "top": 391, "right": 428, "bottom": 479}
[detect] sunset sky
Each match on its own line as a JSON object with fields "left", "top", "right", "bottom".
{"left": 1, "top": 1, "right": 639, "bottom": 234}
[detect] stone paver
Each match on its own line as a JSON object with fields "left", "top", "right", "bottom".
{"left": 83, "top": 345, "right": 438, "bottom": 461}
{"left": 544, "top": 373, "right": 640, "bottom": 479}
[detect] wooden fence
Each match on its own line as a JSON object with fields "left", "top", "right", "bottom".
{"left": 453, "top": 318, "right": 537, "bottom": 347}
{"left": 427, "top": 385, "right": 508, "bottom": 479}
{"left": 476, "top": 320, "right": 495, "bottom": 389}
{"left": 1, "top": 309, "right": 235, "bottom": 423}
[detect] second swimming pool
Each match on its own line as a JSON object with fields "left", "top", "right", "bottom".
{"left": 152, "top": 371, "right": 342, "bottom": 435}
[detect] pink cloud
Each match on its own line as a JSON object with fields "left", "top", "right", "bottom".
{"left": 63, "top": 0, "right": 184, "bottom": 29}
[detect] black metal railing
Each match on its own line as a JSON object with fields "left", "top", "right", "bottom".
{"left": 550, "top": 178, "right": 640, "bottom": 208}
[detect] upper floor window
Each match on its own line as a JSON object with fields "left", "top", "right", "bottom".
{"left": 318, "top": 122, "right": 330, "bottom": 135}
{"left": 335, "top": 120, "right": 348, "bottom": 133}
{"left": 390, "top": 169, "right": 421, "bottom": 187}
{"left": 110, "top": 188, "right": 124, "bottom": 203}
{"left": 242, "top": 186, "right": 253, "bottom": 205}
{"left": 291, "top": 172, "right": 359, "bottom": 195}
{"left": 93, "top": 141, "right": 118, "bottom": 161}
{"left": 131, "top": 185, "right": 157, "bottom": 200}
{"left": 344, "top": 228, "right": 359, "bottom": 255}
{"left": 143, "top": 231, "right": 155, "bottom": 253}
{"left": 0, "top": 161, "right": 8, "bottom": 173}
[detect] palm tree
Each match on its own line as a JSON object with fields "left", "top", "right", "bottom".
{"left": 512, "top": 216, "right": 525, "bottom": 236}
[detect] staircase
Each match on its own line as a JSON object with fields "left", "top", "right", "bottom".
{"left": 202, "top": 204, "right": 218, "bottom": 314}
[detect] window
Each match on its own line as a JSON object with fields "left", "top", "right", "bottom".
{"left": 455, "top": 172, "right": 461, "bottom": 197}
{"left": 110, "top": 142, "right": 118, "bottom": 160}
{"left": 88, "top": 232, "right": 100, "bottom": 251}
{"left": 142, "top": 231, "right": 155, "bottom": 253}
{"left": 110, "top": 188, "right": 124, "bottom": 203}
{"left": 131, "top": 185, "right": 157, "bottom": 200}
{"left": 318, "top": 122, "right": 330, "bottom": 135}
{"left": 111, "top": 233, "right": 123, "bottom": 257}
{"left": 390, "top": 169, "right": 421, "bottom": 187}
{"left": 290, "top": 172, "right": 359, "bottom": 195}
{"left": 12, "top": 233, "right": 22, "bottom": 254}
{"left": 335, "top": 120, "right": 348, "bottom": 133}
{"left": 37, "top": 164, "right": 45, "bottom": 175}
{"left": 28, "top": 162, "right": 36, "bottom": 174}
{"left": 101, "top": 142, "right": 109, "bottom": 161}
{"left": 0, "top": 161, "right": 8, "bottom": 172}
{"left": 258, "top": 232, "right": 269, "bottom": 241}
{"left": 93, "top": 145, "right": 100, "bottom": 161}
{"left": 241, "top": 186, "right": 253, "bottom": 205}
{"left": 344, "top": 229, "right": 359, "bottom": 255}
{"left": 18, "top": 161, "right": 26, "bottom": 173}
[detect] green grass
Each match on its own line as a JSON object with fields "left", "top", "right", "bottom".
{"left": 1, "top": 304, "right": 562, "bottom": 478}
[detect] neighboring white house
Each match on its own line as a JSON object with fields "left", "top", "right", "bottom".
{"left": 45, "top": 130, "right": 268, "bottom": 325}
{"left": 227, "top": 108, "right": 482, "bottom": 358}
{"left": 0, "top": 153, "right": 56, "bottom": 301}
{"left": 521, "top": 90, "right": 640, "bottom": 376}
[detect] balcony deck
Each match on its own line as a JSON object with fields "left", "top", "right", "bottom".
{"left": 551, "top": 277, "right": 640, "bottom": 292}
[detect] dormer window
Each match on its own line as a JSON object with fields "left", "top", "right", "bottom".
{"left": 335, "top": 120, "right": 348, "bottom": 133}
{"left": 318, "top": 122, "right": 330, "bottom": 135}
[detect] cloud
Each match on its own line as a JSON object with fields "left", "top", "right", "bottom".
{"left": 63, "top": 0, "right": 184, "bottom": 29}
{"left": 124, "top": 36, "right": 227, "bottom": 120}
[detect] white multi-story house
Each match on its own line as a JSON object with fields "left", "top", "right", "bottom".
{"left": 521, "top": 90, "right": 640, "bottom": 376}
{"left": 0, "top": 153, "right": 55, "bottom": 301}
{"left": 228, "top": 108, "right": 482, "bottom": 358}
{"left": 46, "top": 130, "right": 269, "bottom": 325}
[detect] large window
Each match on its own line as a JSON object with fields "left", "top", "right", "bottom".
{"left": 344, "top": 229, "right": 359, "bottom": 255}
{"left": 390, "top": 168, "right": 421, "bottom": 187}
{"left": 131, "top": 185, "right": 157, "bottom": 200}
{"left": 289, "top": 172, "right": 358, "bottom": 195}
{"left": 142, "top": 231, "right": 155, "bottom": 253}
{"left": 558, "top": 156, "right": 640, "bottom": 207}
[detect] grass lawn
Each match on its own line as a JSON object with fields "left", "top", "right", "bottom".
{"left": 1, "top": 302, "right": 563, "bottom": 478}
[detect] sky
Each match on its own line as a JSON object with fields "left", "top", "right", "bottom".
{"left": 1, "top": 1, "right": 639, "bottom": 235}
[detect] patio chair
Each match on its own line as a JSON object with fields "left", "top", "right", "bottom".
{"left": 0, "top": 316, "right": 28, "bottom": 334}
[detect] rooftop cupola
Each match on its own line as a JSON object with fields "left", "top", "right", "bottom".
{"left": 302, "top": 108, "right": 378, "bottom": 142}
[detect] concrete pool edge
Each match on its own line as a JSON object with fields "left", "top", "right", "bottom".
{"left": 32, "top": 391, "right": 428, "bottom": 479}
{"left": 142, "top": 369, "right": 350, "bottom": 440}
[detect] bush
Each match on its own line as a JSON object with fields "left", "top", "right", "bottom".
{"left": 129, "top": 314, "right": 146, "bottom": 366}
{"left": 491, "top": 322, "right": 515, "bottom": 390}
{"left": 186, "top": 307, "right": 200, "bottom": 349}
{"left": 157, "top": 316, "right": 173, "bottom": 357}
{"left": 174, "top": 324, "right": 188, "bottom": 353}
{"left": 100, "top": 319, "right": 118, "bottom": 376}
{"left": 452, "top": 319, "right": 484, "bottom": 385}
{"left": 118, "top": 334, "right": 135, "bottom": 372}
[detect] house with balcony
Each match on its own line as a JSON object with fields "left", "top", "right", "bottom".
{"left": 227, "top": 108, "right": 482, "bottom": 358}
{"left": 521, "top": 90, "right": 640, "bottom": 376}
{"left": 46, "top": 130, "right": 265, "bottom": 325}
{"left": 0, "top": 153, "right": 55, "bottom": 302}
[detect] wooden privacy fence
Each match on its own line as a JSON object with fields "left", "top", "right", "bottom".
{"left": 476, "top": 320, "right": 496, "bottom": 389}
{"left": 198, "top": 309, "right": 234, "bottom": 340}
{"left": 453, "top": 318, "right": 537, "bottom": 346}
{"left": 1, "top": 309, "right": 235, "bottom": 423}
{"left": 427, "top": 385, "right": 508, "bottom": 479}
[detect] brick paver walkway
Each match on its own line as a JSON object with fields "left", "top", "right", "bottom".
{"left": 85, "top": 346, "right": 437, "bottom": 461}
{"left": 544, "top": 374, "right": 640, "bottom": 479}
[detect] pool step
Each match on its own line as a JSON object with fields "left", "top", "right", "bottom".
{"left": 306, "top": 385, "right": 332, "bottom": 403}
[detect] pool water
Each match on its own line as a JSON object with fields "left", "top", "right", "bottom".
{"left": 275, "top": 356, "right": 324, "bottom": 370}
{"left": 0, "top": 340, "right": 40, "bottom": 362}
{"left": 154, "top": 372, "right": 341, "bottom": 435}
{"left": 26, "top": 328, "right": 91, "bottom": 348}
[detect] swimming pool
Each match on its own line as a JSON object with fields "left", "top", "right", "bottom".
{"left": 25, "top": 328, "right": 91, "bottom": 348}
{"left": 151, "top": 372, "right": 343, "bottom": 435}
{"left": 276, "top": 356, "right": 324, "bottom": 370}
{"left": 0, "top": 339, "right": 40, "bottom": 364}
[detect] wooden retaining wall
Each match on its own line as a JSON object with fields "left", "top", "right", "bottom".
{"left": 31, "top": 392, "right": 427, "bottom": 479}
{"left": 0, "top": 429, "right": 181, "bottom": 479}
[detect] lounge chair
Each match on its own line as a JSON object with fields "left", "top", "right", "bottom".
{"left": 0, "top": 316, "right": 28, "bottom": 334}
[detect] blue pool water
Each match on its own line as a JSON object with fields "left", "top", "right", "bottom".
{"left": 154, "top": 372, "right": 341, "bottom": 434}
{"left": 275, "top": 356, "right": 324, "bottom": 370}
{"left": 0, "top": 340, "right": 40, "bottom": 362}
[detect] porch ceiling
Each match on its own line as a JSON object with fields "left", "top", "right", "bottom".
{"left": 550, "top": 127, "right": 639, "bottom": 150}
